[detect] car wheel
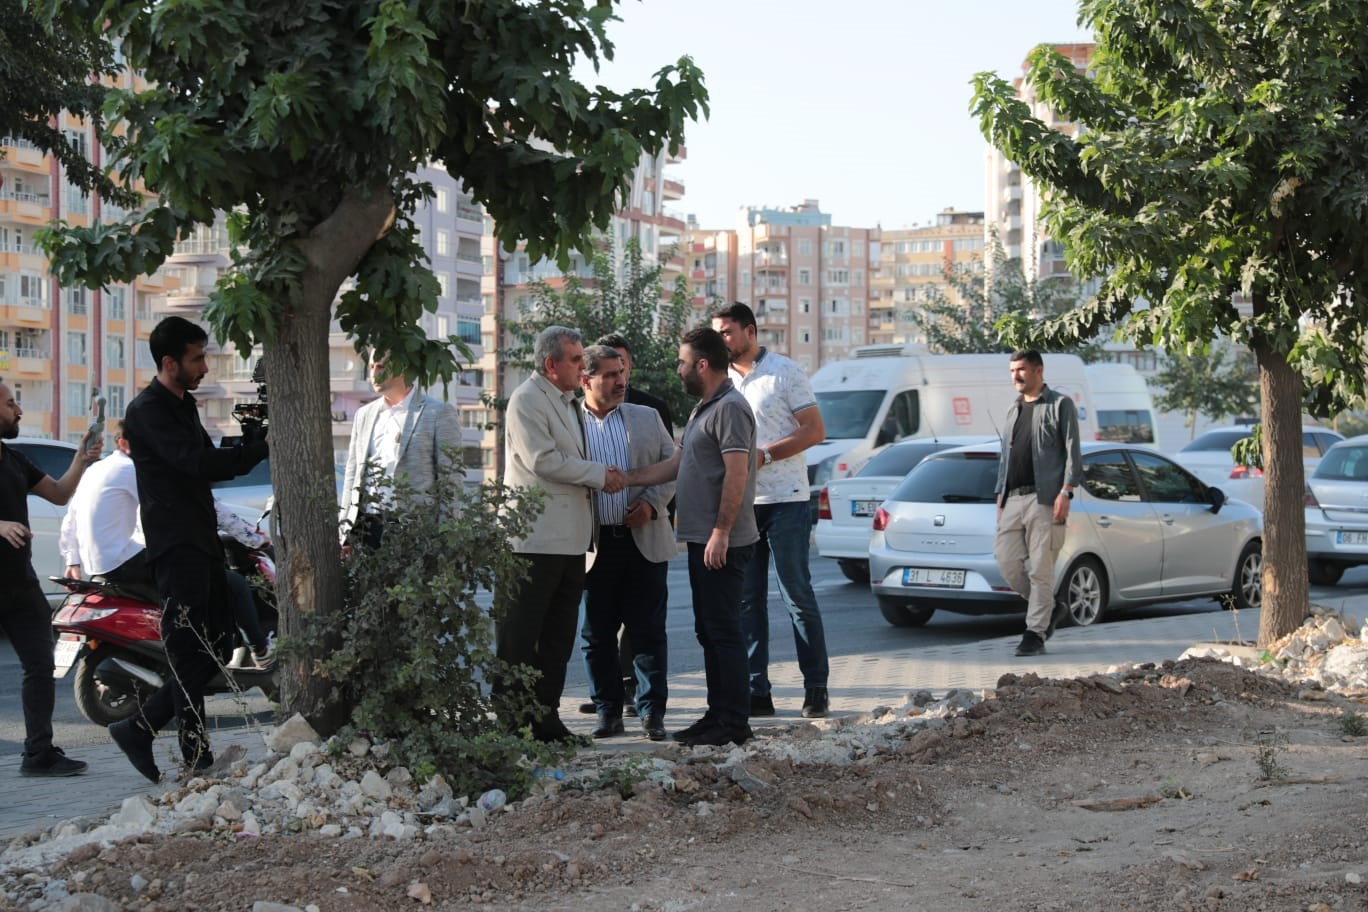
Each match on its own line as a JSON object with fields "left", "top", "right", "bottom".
{"left": 73, "top": 647, "right": 145, "bottom": 727}
{"left": 1057, "top": 557, "right": 1107, "bottom": 627}
{"left": 1307, "top": 558, "right": 1343, "bottom": 587}
{"left": 876, "top": 597, "right": 935, "bottom": 628}
{"left": 837, "top": 559, "right": 870, "bottom": 584}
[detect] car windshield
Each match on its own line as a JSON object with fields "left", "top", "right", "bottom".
{"left": 1180, "top": 429, "right": 1250, "bottom": 452}
{"left": 212, "top": 458, "right": 271, "bottom": 489}
{"left": 815, "top": 390, "right": 884, "bottom": 440}
{"left": 1314, "top": 445, "right": 1368, "bottom": 481}
{"left": 887, "top": 452, "right": 999, "bottom": 504}
{"left": 856, "top": 442, "right": 948, "bottom": 478}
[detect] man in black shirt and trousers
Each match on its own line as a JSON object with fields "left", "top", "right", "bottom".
{"left": 109, "top": 317, "right": 268, "bottom": 782}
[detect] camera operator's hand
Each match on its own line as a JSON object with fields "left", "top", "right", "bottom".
{"left": 241, "top": 422, "right": 269, "bottom": 447}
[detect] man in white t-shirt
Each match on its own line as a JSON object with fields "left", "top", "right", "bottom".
{"left": 712, "top": 302, "right": 830, "bottom": 719}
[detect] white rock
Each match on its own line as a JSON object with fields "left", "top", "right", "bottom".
{"left": 360, "top": 770, "right": 393, "bottom": 800}
{"left": 263, "top": 780, "right": 304, "bottom": 804}
{"left": 240, "top": 763, "right": 268, "bottom": 789}
{"left": 1321, "top": 617, "right": 1346, "bottom": 643}
{"left": 251, "top": 903, "right": 305, "bottom": 912}
{"left": 240, "top": 812, "right": 260, "bottom": 836}
{"left": 109, "top": 796, "right": 157, "bottom": 830}
{"left": 348, "top": 738, "right": 370, "bottom": 758}
{"left": 384, "top": 767, "right": 414, "bottom": 789}
{"left": 318, "top": 824, "right": 343, "bottom": 838}
{"left": 312, "top": 764, "right": 341, "bottom": 789}
{"left": 423, "top": 774, "right": 454, "bottom": 800}
{"left": 216, "top": 801, "right": 243, "bottom": 822}
{"left": 53, "top": 895, "right": 120, "bottom": 912}
{"left": 1346, "top": 872, "right": 1362, "bottom": 884}
{"left": 130, "top": 874, "right": 149, "bottom": 893}
{"left": 289, "top": 741, "right": 321, "bottom": 766}
{"left": 175, "top": 792, "right": 219, "bottom": 818}
{"left": 266, "top": 714, "right": 321, "bottom": 754}
{"left": 1321, "top": 646, "right": 1368, "bottom": 685}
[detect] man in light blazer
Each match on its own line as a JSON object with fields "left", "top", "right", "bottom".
{"left": 340, "top": 350, "right": 461, "bottom": 546}
{"left": 577, "top": 345, "right": 676, "bottom": 742}
{"left": 499, "top": 326, "right": 625, "bottom": 742}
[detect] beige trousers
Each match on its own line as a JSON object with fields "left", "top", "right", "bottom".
{"left": 994, "top": 493, "right": 1066, "bottom": 636}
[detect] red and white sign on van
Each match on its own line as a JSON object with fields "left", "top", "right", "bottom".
{"left": 953, "top": 396, "right": 972, "bottom": 425}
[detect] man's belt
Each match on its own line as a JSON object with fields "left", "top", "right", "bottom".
{"left": 1007, "top": 485, "right": 1037, "bottom": 498}
{"left": 599, "top": 524, "right": 632, "bottom": 538}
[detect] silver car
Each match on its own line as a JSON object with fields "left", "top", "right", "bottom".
{"left": 814, "top": 436, "right": 995, "bottom": 583}
{"left": 869, "top": 441, "right": 1263, "bottom": 628}
{"left": 1304, "top": 434, "right": 1368, "bottom": 585}
{"left": 1173, "top": 424, "right": 1342, "bottom": 509}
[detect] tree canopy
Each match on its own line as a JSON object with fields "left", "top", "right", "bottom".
{"left": 907, "top": 232, "right": 1106, "bottom": 362}
{"left": 1151, "top": 343, "right": 1259, "bottom": 438}
{"left": 0, "top": 0, "right": 135, "bottom": 205}
{"left": 971, "top": 0, "right": 1368, "bottom": 643}
{"left": 35, "top": 0, "right": 708, "bottom": 729}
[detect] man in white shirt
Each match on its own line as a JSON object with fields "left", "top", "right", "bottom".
{"left": 713, "top": 302, "right": 831, "bottom": 719}
{"left": 340, "top": 350, "right": 462, "bottom": 547}
{"left": 60, "top": 423, "right": 148, "bottom": 585}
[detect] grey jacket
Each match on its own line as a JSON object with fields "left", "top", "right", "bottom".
{"left": 340, "top": 391, "right": 462, "bottom": 530}
{"left": 994, "top": 385, "right": 1082, "bottom": 506}
{"left": 579, "top": 400, "right": 677, "bottom": 564}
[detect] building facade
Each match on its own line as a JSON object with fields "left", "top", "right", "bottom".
{"left": 872, "top": 209, "right": 986, "bottom": 347}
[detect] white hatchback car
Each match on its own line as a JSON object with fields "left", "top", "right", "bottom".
{"left": 868, "top": 441, "right": 1263, "bottom": 629}
{"left": 1304, "top": 434, "right": 1368, "bottom": 585}
{"left": 1173, "top": 424, "right": 1343, "bottom": 508}
{"left": 815, "top": 436, "right": 995, "bottom": 583}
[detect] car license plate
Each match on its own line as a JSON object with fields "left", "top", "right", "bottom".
{"left": 52, "top": 636, "right": 82, "bottom": 679}
{"left": 1337, "top": 530, "right": 1368, "bottom": 546}
{"left": 851, "top": 500, "right": 880, "bottom": 517}
{"left": 902, "top": 567, "right": 965, "bottom": 588}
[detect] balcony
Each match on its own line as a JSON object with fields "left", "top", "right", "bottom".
{"left": 0, "top": 302, "right": 52, "bottom": 327}
{"left": 0, "top": 189, "right": 53, "bottom": 222}
{"left": 661, "top": 178, "right": 685, "bottom": 201}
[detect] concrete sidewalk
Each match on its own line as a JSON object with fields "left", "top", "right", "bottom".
{"left": 0, "top": 601, "right": 1355, "bottom": 845}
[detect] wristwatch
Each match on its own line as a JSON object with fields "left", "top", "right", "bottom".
{"left": 761, "top": 448, "right": 774, "bottom": 466}
{"left": 1063, "top": 487, "right": 1074, "bottom": 500}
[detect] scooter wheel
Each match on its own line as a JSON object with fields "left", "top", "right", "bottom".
{"left": 73, "top": 647, "right": 145, "bottom": 727}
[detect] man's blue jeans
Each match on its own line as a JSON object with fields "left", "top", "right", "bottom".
{"left": 740, "top": 500, "right": 829, "bottom": 696}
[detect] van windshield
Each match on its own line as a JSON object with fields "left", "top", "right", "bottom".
{"left": 1097, "top": 409, "right": 1155, "bottom": 444}
{"left": 815, "top": 390, "right": 884, "bottom": 440}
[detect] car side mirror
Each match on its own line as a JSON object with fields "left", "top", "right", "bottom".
{"left": 1207, "top": 485, "right": 1225, "bottom": 514}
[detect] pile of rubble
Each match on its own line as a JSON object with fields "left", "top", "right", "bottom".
{"left": 1181, "top": 606, "right": 1368, "bottom": 692}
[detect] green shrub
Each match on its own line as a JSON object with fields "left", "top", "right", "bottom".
{"left": 307, "top": 457, "right": 572, "bottom": 799}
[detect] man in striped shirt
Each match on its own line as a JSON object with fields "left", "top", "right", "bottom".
{"left": 578, "top": 345, "right": 677, "bottom": 741}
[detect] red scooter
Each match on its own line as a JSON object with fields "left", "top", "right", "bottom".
{"left": 50, "top": 536, "right": 279, "bottom": 727}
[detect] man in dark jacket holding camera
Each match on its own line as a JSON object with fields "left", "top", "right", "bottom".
{"left": 109, "top": 316, "right": 268, "bottom": 782}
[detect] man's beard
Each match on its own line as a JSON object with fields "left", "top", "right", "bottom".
{"left": 682, "top": 369, "right": 704, "bottom": 398}
{"left": 0, "top": 422, "right": 17, "bottom": 440}
{"left": 175, "top": 363, "right": 201, "bottom": 390}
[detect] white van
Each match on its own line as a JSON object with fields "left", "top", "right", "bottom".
{"left": 1085, "top": 363, "right": 1160, "bottom": 449}
{"left": 807, "top": 349, "right": 1095, "bottom": 493}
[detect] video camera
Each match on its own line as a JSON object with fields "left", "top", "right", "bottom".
{"left": 232, "top": 360, "right": 269, "bottom": 433}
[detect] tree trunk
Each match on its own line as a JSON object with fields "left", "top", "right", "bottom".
{"left": 269, "top": 185, "right": 396, "bottom": 735}
{"left": 1253, "top": 318, "right": 1309, "bottom": 646}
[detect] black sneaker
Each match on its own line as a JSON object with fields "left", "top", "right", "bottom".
{"left": 20, "top": 747, "right": 88, "bottom": 778}
{"left": 592, "top": 712, "right": 625, "bottom": 739}
{"left": 749, "top": 693, "right": 776, "bottom": 717}
{"left": 110, "top": 718, "right": 161, "bottom": 783}
{"left": 1015, "top": 631, "right": 1046, "bottom": 657}
{"left": 578, "top": 701, "right": 597, "bottom": 715}
{"left": 676, "top": 721, "right": 753, "bottom": 747}
{"left": 801, "top": 686, "right": 829, "bottom": 719}
{"left": 671, "top": 714, "right": 716, "bottom": 741}
{"left": 1046, "top": 597, "right": 1070, "bottom": 639}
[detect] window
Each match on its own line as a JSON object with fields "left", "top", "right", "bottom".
{"left": 106, "top": 286, "right": 127, "bottom": 320}
{"left": 67, "top": 287, "right": 88, "bottom": 316}
{"left": 20, "top": 273, "right": 50, "bottom": 308}
{"left": 826, "top": 269, "right": 848, "bottom": 284}
{"left": 797, "top": 239, "right": 813, "bottom": 256}
{"left": 435, "top": 230, "right": 450, "bottom": 257}
{"left": 800, "top": 328, "right": 811, "bottom": 343}
{"left": 1131, "top": 452, "right": 1206, "bottom": 503}
{"left": 434, "top": 187, "right": 449, "bottom": 212}
{"left": 1082, "top": 451, "right": 1142, "bottom": 501}
{"left": 436, "top": 273, "right": 449, "bottom": 298}
{"left": 798, "top": 269, "right": 811, "bottom": 285}
{"left": 67, "top": 382, "right": 89, "bottom": 415}
{"left": 799, "top": 298, "right": 811, "bottom": 314}
{"left": 67, "top": 331, "right": 87, "bottom": 365}
{"left": 825, "top": 239, "right": 847, "bottom": 257}
{"left": 106, "top": 335, "right": 126, "bottom": 369}
{"left": 107, "top": 385, "right": 126, "bottom": 421}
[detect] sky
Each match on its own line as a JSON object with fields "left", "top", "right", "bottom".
{"left": 581, "top": 0, "right": 1093, "bottom": 230}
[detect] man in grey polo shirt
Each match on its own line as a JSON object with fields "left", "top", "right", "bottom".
{"left": 626, "top": 326, "right": 758, "bottom": 747}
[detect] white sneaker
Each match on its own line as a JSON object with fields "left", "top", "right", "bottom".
{"left": 252, "top": 633, "right": 277, "bottom": 670}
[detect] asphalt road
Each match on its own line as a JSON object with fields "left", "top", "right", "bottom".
{"left": 5, "top": 557, "right": 1367, "bottom": 758}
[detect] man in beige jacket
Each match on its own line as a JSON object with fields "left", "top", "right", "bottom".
{"left": 499, "top": 326, "right": 624, "bottom": 742}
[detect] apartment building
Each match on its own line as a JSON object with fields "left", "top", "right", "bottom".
{"left": 680, "top": 200, "right": 879, "bottom": 373}
{"left": 871, "top": 209, "right": 986, "bottom": 347}
{"left": 983, "top": 43, "right": 1094, "bottom": 281}
{"left": 1, "top": 84, "right": 167, "bottom": 443}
